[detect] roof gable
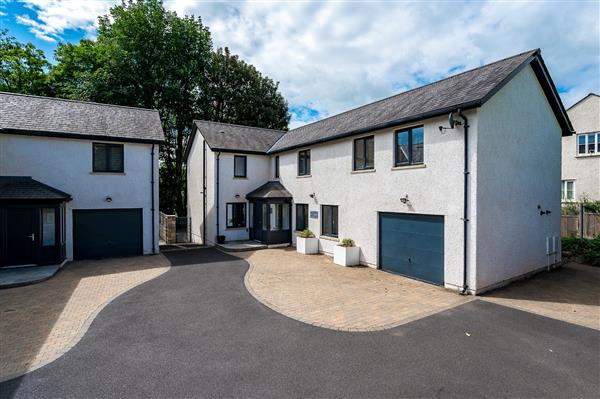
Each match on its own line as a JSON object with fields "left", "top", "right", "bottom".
{"left": 0, "top": 92, "right": 165, "bottom": 144}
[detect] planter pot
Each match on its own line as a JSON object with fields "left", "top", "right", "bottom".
{"left": 217, "top": 235, "right": 226, "bottom": 244}
{"left": 296, "top": 236, "right": 319, "bottom": 254}
{"left": 333, "top": 245, "right": 360, "bottom": 266}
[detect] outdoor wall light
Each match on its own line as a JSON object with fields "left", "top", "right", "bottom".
{"left": 309, "top": 193, "right": 316, "bottom": 199}
{"left": 400, "top": 195, "right": 409, "bottom": 204}
{"left": 105, "top": 196, "right": 113, "bottom": 203}
{"left": 235, "top": 194, "right": 240, "bottom": 198}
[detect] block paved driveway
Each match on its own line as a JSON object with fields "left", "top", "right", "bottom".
{"left": 1, "top": 248, "right": 598, "bottom": 398}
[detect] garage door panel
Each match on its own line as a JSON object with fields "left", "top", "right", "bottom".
{"left": 73, "top": 209, "right": 142, "bottom": 260}
{"left": 379, "top": 213, "right": 444, "bottom": 285}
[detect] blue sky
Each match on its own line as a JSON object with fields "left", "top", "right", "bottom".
{"left": 1, "top": 0, "right": 599, "bottom": 128}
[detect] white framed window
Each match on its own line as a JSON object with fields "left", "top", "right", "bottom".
{"left": 577, "top": 133, "right": 599, "bottom": 155}
{"left": 561, "top": 180, "right": 575, "bottom": 201}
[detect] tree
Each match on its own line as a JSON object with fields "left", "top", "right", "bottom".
{"left": 48, "top": 40, "right": 102, "bottom": 100}
{"left": 0, "top": 29, "right": 50, "bottom": 95}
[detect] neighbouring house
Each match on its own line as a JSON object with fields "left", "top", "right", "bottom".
{"left": 185, "top": 49, "right": 573, "bottom": 294}
{"left": 0, "top": 92, "right": 164, "bottom": 267}
{"left": 561, "top": 93, "right": 600, "bottom": 202}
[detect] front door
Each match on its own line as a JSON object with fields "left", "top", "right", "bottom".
{"left": 5, "top": 207, "right": 38, "bottom": 266}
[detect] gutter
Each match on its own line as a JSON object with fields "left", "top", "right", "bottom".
{"left": 458, "top": 110, "right": 469, "bottom": 294}
{"left": 151, "top": 144, "right": 156, "bottom": 254}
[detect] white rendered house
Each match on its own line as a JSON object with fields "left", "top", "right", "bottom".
{"left": 185, "top": 49, "right": 573, "bottom": 294}
{"left": 561, "top": 93, "right": 600, "bottom": 202}
{"left": 0, "top": 92, "right": 164, "bottom": 266}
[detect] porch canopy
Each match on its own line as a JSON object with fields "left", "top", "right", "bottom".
{"left": 0, "top": 176, "right": 72, "bottom": 202}
{"left": 246, "top": 181, "right": 292, "bottom": 200}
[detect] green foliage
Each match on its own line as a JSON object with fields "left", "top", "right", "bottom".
{"left": 562, "top": 236, "right": 600, "bottom": 267}
{"left": 297, "top": 229, "right": 315, "bottom": 238}
{"left": 340, "top": 238, "right": 355, "bottom": 247}
{"left": 580, "top": 195, "right": 600, "bottom": 213}
{"left": 0, "top": 0, "right": 290, "bottom": 215}
{"left": 0, "top": 29, "right": 51, "bottom": 95}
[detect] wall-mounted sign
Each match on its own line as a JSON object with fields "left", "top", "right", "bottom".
{"left": 310, "top": 211, "right": 318, "bottom": 219}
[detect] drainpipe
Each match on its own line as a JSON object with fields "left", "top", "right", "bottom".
{"left": 151, "top": 144, "right": 156, "bottom": 254}
{"left": 458, "top": 110, "right": 470, "bottom": 295}
{"left": 216, "top": 152, "right": 221, "bottom": 241}
{"left": 202, "top": 141, "right": 207, "bottom": 244}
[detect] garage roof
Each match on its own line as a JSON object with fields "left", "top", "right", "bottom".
{"left": 0, "top": 92, "right": 165, "bottom": 144}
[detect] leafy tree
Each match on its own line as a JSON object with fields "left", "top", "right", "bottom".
{"left": 48, "top": 40, "right": 102, "bottom": 100}
{"left": 0, "top": 29, "right": 50, "bottom": 95}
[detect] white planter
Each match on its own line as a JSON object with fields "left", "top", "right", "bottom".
{"left": 333, "top": 245, "right": 360, "bottom": 266}
{"left": 296, "top": 236, "right": 319, "bottom": 254}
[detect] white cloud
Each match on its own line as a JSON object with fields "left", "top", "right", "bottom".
{"left": 17, "top": 0, "right": 600, "bottom": 126}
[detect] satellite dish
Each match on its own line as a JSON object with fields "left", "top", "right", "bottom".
{"left": 448, "top": 113, "right": 455, "bottom": 129}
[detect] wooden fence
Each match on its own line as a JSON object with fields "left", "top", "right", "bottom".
{"left": 561, "top": 212, "right": 600, "bottom": 238}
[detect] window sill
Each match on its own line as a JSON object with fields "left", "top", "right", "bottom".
{"left": 90, "top": 171, "right": 126, "bottom": 175}
{"left": 297, "top": 174, "right": 312, "bottom": 178}
{"left": 575, "top": 154, "right": 600, "bottom": 158}
{"left": 351, "top": 168, "right": 375, "bottom": 174}
{"left": 391, "top": 163, "right": 426, "bottom": 171}
{"left": 319, "top": 235, "right": 339, "bottom": 242}
{"left": 225, "top": 227, "right": 247, "bottom": 230}
{"left": 233, "top": 176, "right": 248, "bottom": 179}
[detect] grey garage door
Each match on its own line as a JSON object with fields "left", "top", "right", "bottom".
{"left": 379, "top": 213, "right": 444, "bottom": 285}
{"left": 73, "top": 209, "right": 143, "bottom": 260}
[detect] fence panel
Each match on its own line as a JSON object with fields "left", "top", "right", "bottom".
{"left": 560, "top": 212, "right": 600, "bottom": 239}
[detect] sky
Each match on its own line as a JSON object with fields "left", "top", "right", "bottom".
{"left": 1, "top": 1, "right": 599, "bottom": 129}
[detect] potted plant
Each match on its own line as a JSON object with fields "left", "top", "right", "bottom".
{"left": 334, "top": 238, "right": 360, "bottom": 266}
{"left": 296, "top": 229, "right": 318, "bottom": 254}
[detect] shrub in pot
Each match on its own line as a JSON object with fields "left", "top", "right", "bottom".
{"left": 334, "top": 238, "right": 360, "bottom": 266}
{"left": 296, "top": 229, "right": 318, "bottom": 254}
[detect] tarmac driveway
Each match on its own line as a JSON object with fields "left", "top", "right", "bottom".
{"left": 1, "top": 248, "right": 598, "bottom": 398}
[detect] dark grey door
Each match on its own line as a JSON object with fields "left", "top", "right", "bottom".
{"left": 5, "top": 208, "right": 37, "bottom": 266}
{"left": 379, "top": 213, "right": 444, "bottom": 285}
{"left": 73, "top": 209, "right": 142, "bottom": 260}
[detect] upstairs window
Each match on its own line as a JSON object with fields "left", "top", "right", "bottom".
{"left": 296, "top": 203, "right": 308, "bottom": 231}
{"left": 561, "top": 180, "right": 575, "bottom": 201}
{"left": 395, "top": 126, "right": 424, "bottom": 166}
{"left": 578, "top": 133, "right": 599, "bottom": 155}
{"left": 226, "top": 203, "right": 246, "bottom": 228}
{"left": 353, "top": 135, "right": 375, "bottom": 170}
{"left": 234, "top": 155, "right": 247, "bottom": 177}
{"left": 274, "top": 156, "right": 280, "bottom": 178}
{"left": 298, "top": 150, "right": 311, "bottom": 176}
{"left": 93, "top": 143, "right": 124, "bottom": 173}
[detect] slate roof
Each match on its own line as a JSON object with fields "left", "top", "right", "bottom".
{"left": 246, "top": 181, "right": 292, "bottom": 199}
{"left": 184, "top": 49, "right": 572, "bottom": 160}
{"left": 191, "top": 120, "right": 287, "bottom": 154}
{"left": 0, "top": 92, "right": 165, "bottom": 143}
{"left": 0, "top": 176, "right": 72, "bottom": 201}
{"left": 269, "top": 49, "right": 571, "bottom": 152}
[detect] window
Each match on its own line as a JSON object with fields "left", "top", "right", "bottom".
{"left": 578, "top": 133, "right": 599, "bottom": 155}
{"left": 296, "top": 204, "right": 308, "bottom": 231}
{"left": 353, "top": 136, "right": 374, "bottom": 170}
{"left": 561, "top": 180, "right": 575, "bottom": 201}
{"left": 93, "top": 143, "right": 124, "bottom": 173}
{"left": 234, "top": 155, "right": 247, "bottom": 177}
{"left": 42, "top": 208, "right": 55, "bottom": 246}
{"left": 274, "top": 156, "right": 280, "bottom": 178}
{"left": 269, "top": 203, "right": 290, "bottom": 231}
{"left": 394, "top": 126, "right": 424, "bottom": 166}
{"left": 321, "top": 205, "right": 338, "bottom": 237}
{"left": 226, "top": 203, "right": 246, "bottom": 228}
{"left": 298, "top": 150, "right": 311, "bottom": 176}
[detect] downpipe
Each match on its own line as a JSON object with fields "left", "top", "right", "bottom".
{"left": 151, "top": 144, "right": 156, "bottom": 254}
{"left": 216, "top": 152, "right": 221, "bottom": 241}
{"left": 459, "top": 110, "right": 470, "bottom": 295}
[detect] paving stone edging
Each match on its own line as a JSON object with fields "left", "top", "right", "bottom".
{"left": 241, "top": 254, "right": 472, "bottom": 333}
{"left": 0, "top": 260, "right": 171, "bottom": 383}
